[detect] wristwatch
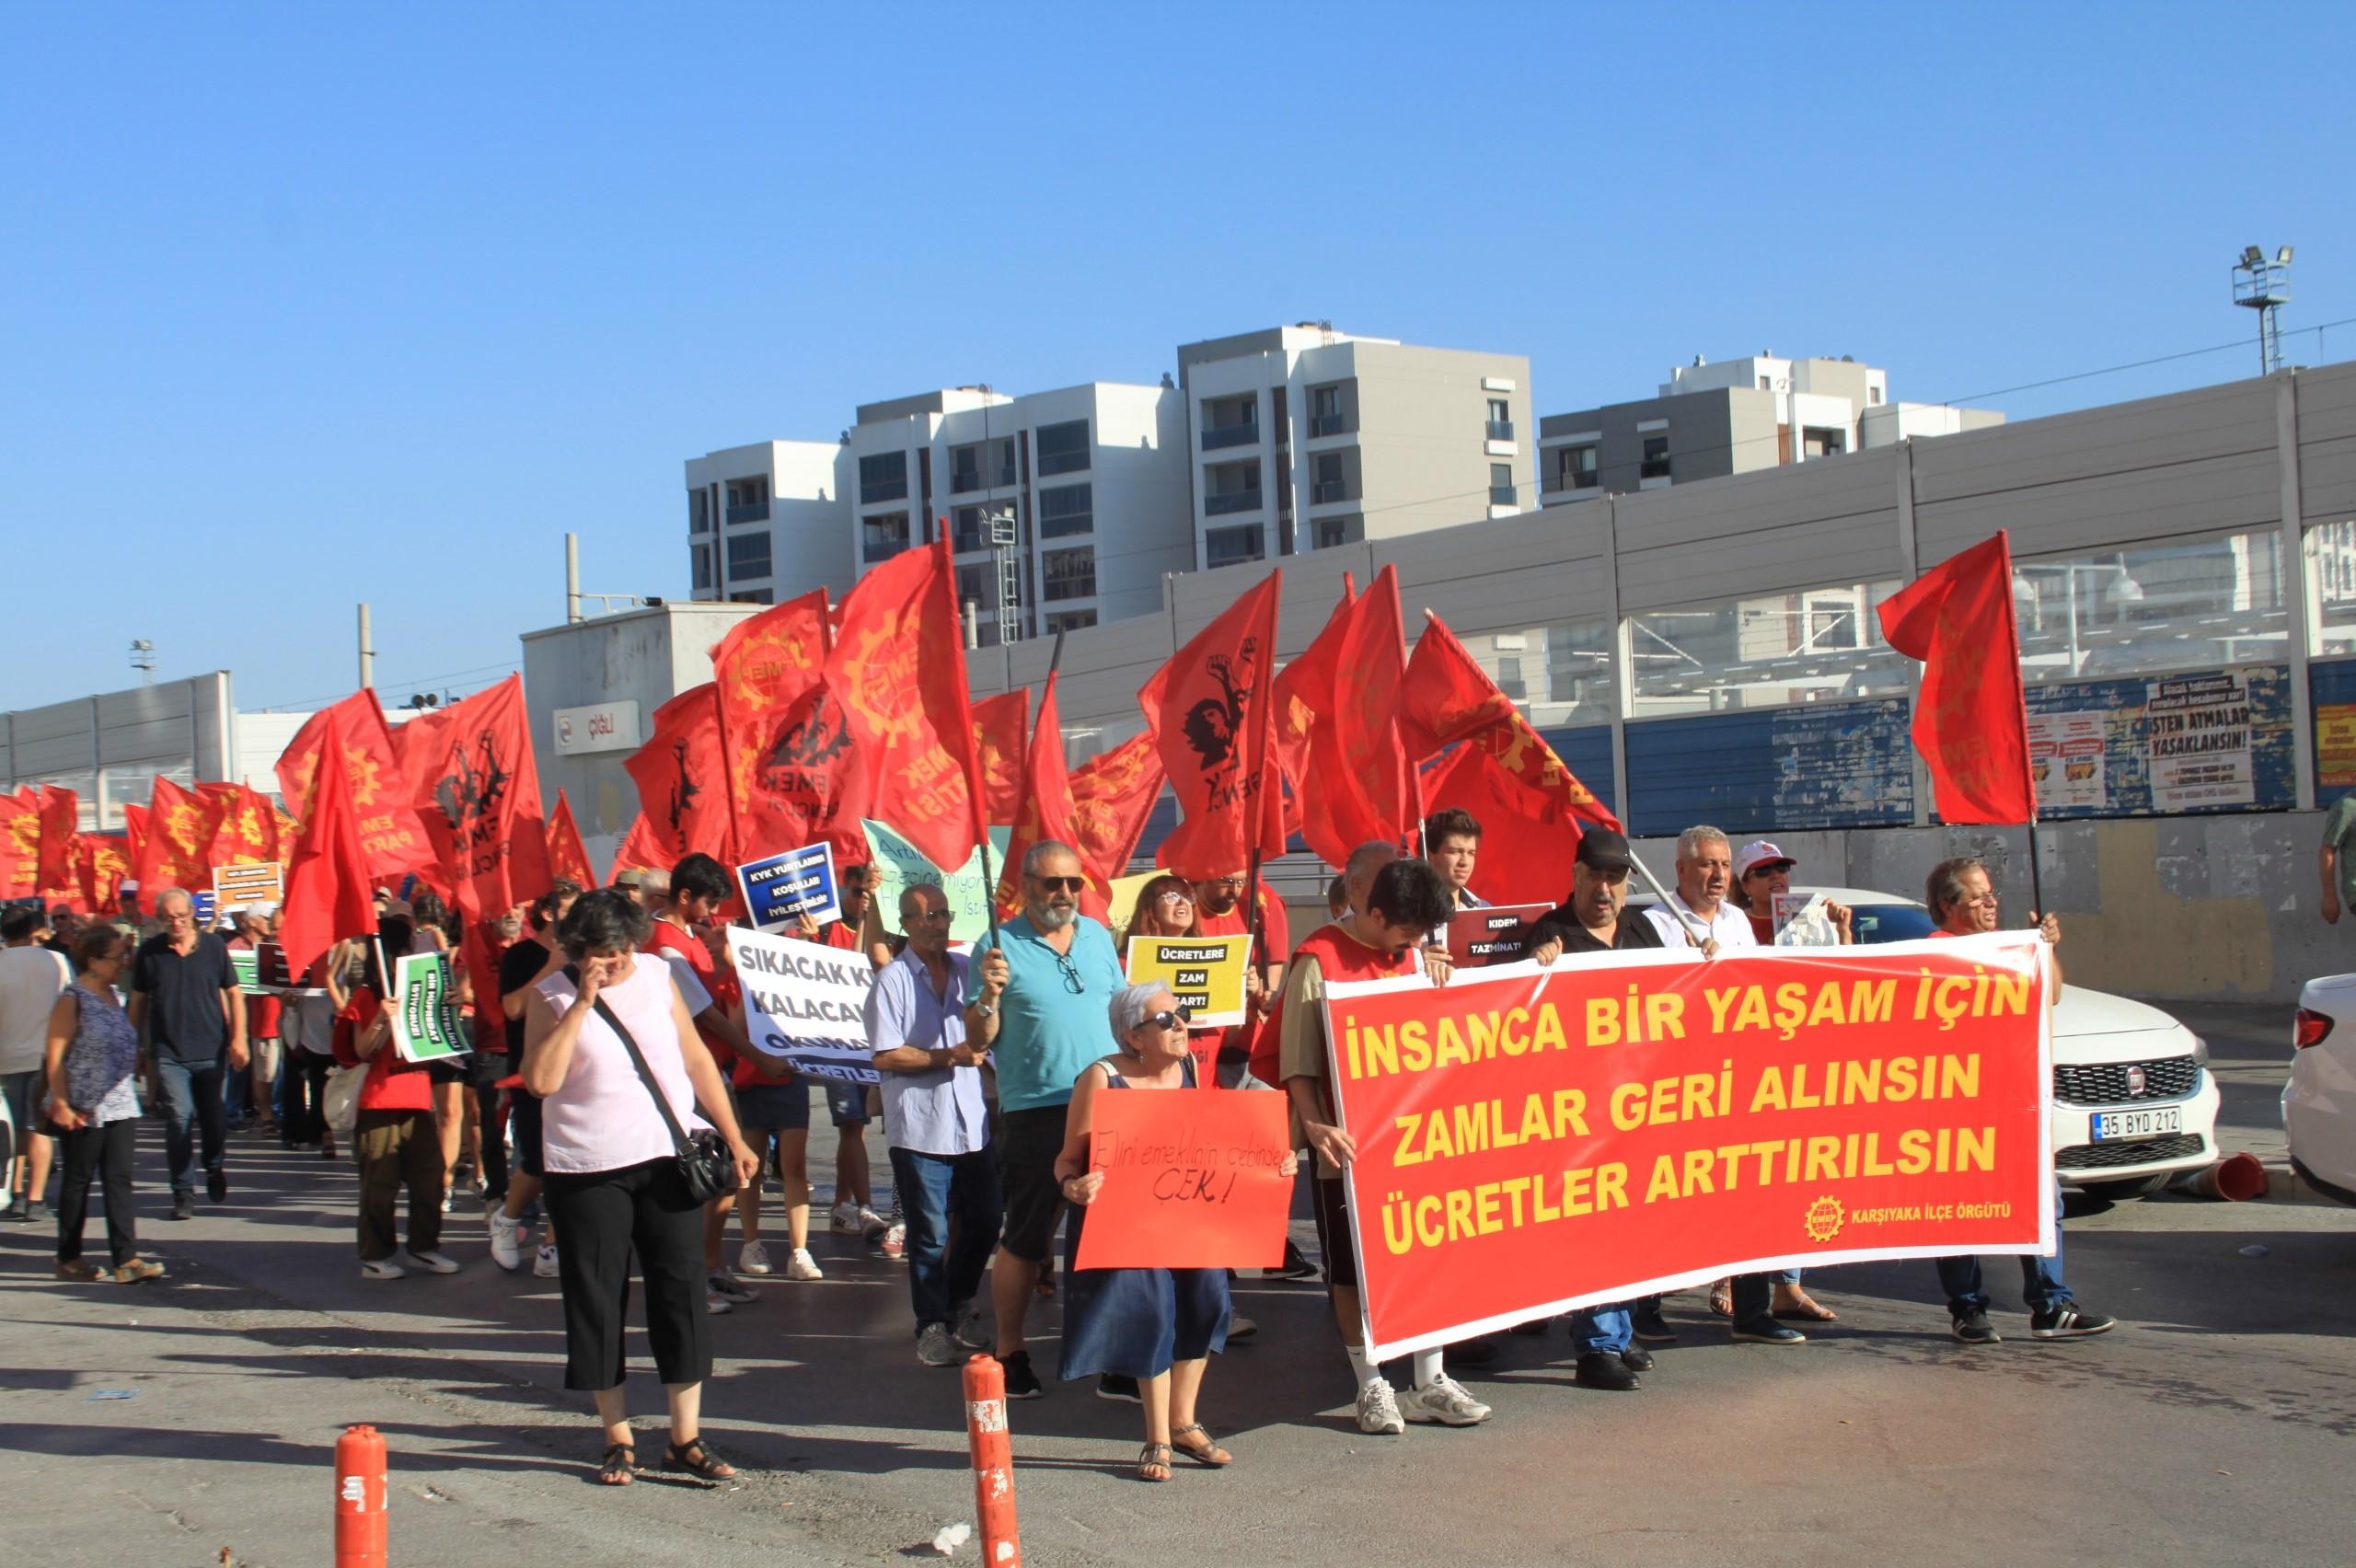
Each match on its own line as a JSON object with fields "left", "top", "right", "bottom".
{"left": 974, "top": 1000, "right": 997, "bottom": 1017}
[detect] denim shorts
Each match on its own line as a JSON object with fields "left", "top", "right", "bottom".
{"left": 733, "top": 1080, "right": 872, "bottom": 1132}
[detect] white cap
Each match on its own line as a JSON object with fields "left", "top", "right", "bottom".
{"left": 1732, "top": 839, "right": 1796, "bottom": 881}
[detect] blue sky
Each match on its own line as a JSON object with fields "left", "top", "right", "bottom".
{"left": 6, "top": 2, "right": 2351, "bottom": 714}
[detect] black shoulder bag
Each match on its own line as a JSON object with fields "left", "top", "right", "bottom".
{"left": 568, "top": 965, "right": 738, "bottom": 1204}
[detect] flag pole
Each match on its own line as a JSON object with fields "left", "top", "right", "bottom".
{"left": 1629, "top": 849, "right": 1712, "bottom": 947}
{"left": 1244, "top": 576, "right": 1287, "bottom": 983}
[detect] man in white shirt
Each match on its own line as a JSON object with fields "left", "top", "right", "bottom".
{"left": 1643, "top": 825, "right": 1756, "bottom": 956}
{"left": 0, "top": 907, "right": 74, "bottom": 1221}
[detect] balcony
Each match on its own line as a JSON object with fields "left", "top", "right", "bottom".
{"left": 1201, "top": 420, "right": 1260, "bottom": 451}
{"left": 950, "top": 470, "right": 981, "bottom": 494}
{"left": 1486, "top": 420, "right": 1516, "bottom": 442}
{"left": 1311, "top": 479, "right": 1349, "bottom": 505}
{"left": 725, "top": 500, "right": 770, "bottom": 525}
{"left": 1204, "top": 489, "right": 1264, "bottom": 516}
{"left": 860, "top": 480, "right": 908, "bottom": 505}
{"left": 1309, "top": 413, "right": 1346, "bottom": 438}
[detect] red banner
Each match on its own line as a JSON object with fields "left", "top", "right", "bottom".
{"left": 1322, "top": 933, "right": 2052, "bottom": 1358}
{"left": 1076, "top": 1089, "right": 1293, "bottom": 1270}
{"left": 1877, "top": 530, "right": 2037, "bottom": 825}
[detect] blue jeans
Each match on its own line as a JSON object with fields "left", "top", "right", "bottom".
{"left": 155, "top": 1056, "right": 226, "bottom": 1196}
{"left": 1936, "top": 1178, "right": 2073, "bottom": 1316}
{"left": 889, "top": 1145, "right": 1003, "bottom": 1333}
{"left": 1571, "top": 1304, "right": 1633, "bottom": 1355}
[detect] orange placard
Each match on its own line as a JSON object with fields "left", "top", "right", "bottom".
{"left": 1324, "top": 933, "right": 2052, "bottom": 1359}
{"left": 1075, "top": 1090, "right": 1292, "bottom": 1271}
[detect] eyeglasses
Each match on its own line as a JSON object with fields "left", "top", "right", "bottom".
{"left": 1031, "top": 876, "right": 1086, "bottom": 895}
{"left": 1202, "top": 876, "right": 1245, "bottom": 891}
{"left": 1143, "top": 1007, "right": 1194, "bottom": 1030}
{"left": 1054, "top": 952, "right": 1086, "bottom": 994}
{"left": 1153, "top": 891, "right": 1195, "bottom": 905}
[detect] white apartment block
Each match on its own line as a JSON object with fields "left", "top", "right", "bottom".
{"left": 841, "top": 382, "right": 1192, "bottom": 643}
{"left": 685, "top": 440, "right": 853, "bottom": 606}
{"left": 1177, "top": 325, "right": 1534, "bottom": 569}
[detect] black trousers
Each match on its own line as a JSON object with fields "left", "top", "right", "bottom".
{"left": 542, "top": 1158, "right": 711, "bottom": 1393}
{"left": 475, "top": 1080, "right": 509, "bottom": 1196}
{"left": 57, "top": 1120, "right": 138, "bottom": 1267}
{"left": 283, "top": 1051, "right": 332, "bottom": 1147}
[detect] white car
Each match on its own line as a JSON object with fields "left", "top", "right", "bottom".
{"left": 1633, "top": 886, "right": 2221, "bottom": 1199}
{"left": 2285, "top": 974, "right": 2356, "bottom": 1205}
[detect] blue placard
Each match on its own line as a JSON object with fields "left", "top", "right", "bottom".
{"left": 192, "top": 890, "right": 218, "bottom": 927}
{"left": 735, "top": 844, "right": 841, "bottom": 932}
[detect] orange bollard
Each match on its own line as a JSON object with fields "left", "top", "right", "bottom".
{"left": 963, "top": 1355, "right": 1022, "bottom": 1567}
{"left": 333, "top": 1423, "right": 388, "bottom": 1568}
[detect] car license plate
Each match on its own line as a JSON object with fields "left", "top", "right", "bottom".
{"left": 2091, "top": 1106, "right": 2183, "bottom": 1142}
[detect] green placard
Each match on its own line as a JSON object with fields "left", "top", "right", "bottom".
{"left": 228, "top": 950, "right": 266, "bottom": 997}
{"left": 390, "top": 951, "right": 471, "bottom": 1063}
{"left": 860, "top": 821, "right": 1011, "bottom": 945}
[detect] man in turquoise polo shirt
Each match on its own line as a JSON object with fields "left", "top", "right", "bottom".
{"left": 964, "top": 839, "right": 1126, "bottom": 1399}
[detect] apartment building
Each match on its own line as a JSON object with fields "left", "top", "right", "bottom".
{"left": 685, "top": 440, "right": 853, "bottom": 606}
{"left": 1537, "top": 352, "right": 2003, "bottom": 504}
{"left": 1176, "top": 325, "right": 1533, "bottom": 569}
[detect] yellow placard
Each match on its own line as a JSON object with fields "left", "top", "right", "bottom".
{"left": 1103, "top": 870, "right": 1161, "bottom": 937}
{"left": 1124, "top": 933, "right": 1249, "bottom": 1028}
{"left": 2319, "top": 703, "right": 2356, "bottom": 789}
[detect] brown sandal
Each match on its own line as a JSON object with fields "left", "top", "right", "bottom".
{"left": 1136, "top": 1442, "right": 1172, "bottom": 1482}
{"left": 1707, "top": 1281, "right": 1734, "bottom": 1318}
{"left": 664, "top": 1436, "right": 735, "bottom": 1482}
{"left": 596, "top": 1444, "right": 635, "bottom": 1485}
{"left": 1171, "top": 1423, "right": 1231, "bottom": 1468}
{"left": 54, "top": 1260, "right": 103, "bottom": 1283}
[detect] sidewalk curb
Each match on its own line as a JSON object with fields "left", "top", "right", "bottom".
{"left": 2262, "top": 1166, "right": 2340, "bottom": 1207}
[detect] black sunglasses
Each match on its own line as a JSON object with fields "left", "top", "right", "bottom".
{"left": 1143, "top": 1006, "right": 1194, "bottom": 1031}
{"left": 1031, "top": 875, "right": 1087, "bottom": 894}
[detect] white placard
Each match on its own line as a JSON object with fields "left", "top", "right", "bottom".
{"left": 725, "top": 925, "right": 879, "bottom": 1085}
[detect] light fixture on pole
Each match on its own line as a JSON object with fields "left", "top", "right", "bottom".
{"left": 129, "top": 639, "right": 156, "bottom": 685}
{"left": 2231, "top": 243, "right": 2293, "bottom": 375}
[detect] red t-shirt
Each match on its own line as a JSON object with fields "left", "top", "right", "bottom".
{"left": 820, "top": 921, "right": 862, "bottom": 952}
{"left": 1249, "top": 920, "right": 1420, "bottom": 1086}
{"left": 332, "top": 987, "right": 435, "bottom": 1113}
{"left": 647, "top": 917, "right": 751, "bottom": 1081}
{"left": 1195, "top": 877, "right": 1291, "bottom": 966}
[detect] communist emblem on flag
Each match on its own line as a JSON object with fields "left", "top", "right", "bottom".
{"left": 837, "top": 628, "right": 926, "bottom": 745}
{"left": 165, "top": 801, "right": 206, "bottom": 846}
{"left": 1182, "top": 646, "right": 1258, "bottom": 773}
{"left": 4, "top": 812, "right": 37, "bottom": 859}
{"left": 345, "top": 744, "right": 387, "bottom": 808}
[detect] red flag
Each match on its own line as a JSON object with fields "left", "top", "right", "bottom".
{"left": 135, "top": 778, "right": 225, "bottom": 898}
{"left": 998, "top": 674, "right": 1103, "bottom": 917}
{"left": 277, "top": 692, "right": 439, "bottom": 886}
{"left": 1419, "top": 744, "right": 1581, "bottom": 908}
{"left": 280, "top": 709, "right": 378, "bottom": 980}
{"left": 1275, "top": 567, "right": 1417, "bottom": 868}
{"left": 1068, "top": 732, "right": 1166, "bottom": 893}
{"left": 34, "top": 785, "right": 80, "bottom": 894}
{"left": 623, "top": 684, "right": 739, "bottom": 868}
{"left": 0, "top": 792, "right": 41, "bottom": 899}
{"left": 1877, "top": 531, "right": 2037, "bottom": 825}
{"left": 545, "top": 788, "right": 596, "bottom": 889}
{"left": 971, "top": 689, "right": 1030, "bottom": 828}
{"left": 1400, "top": 613, "right": 1621, "bottom": 834}
{"left": 823, "top": 539, "right": 986, "bottom": 873}
{"left": 77, "top": 834, "right": 131, "bottom": 916}
{"left": 402, "top": 674, "right": 552, "bottom": 922}
{"left": 1140, "top": 571, "right": 1285, "bottom": 881}
{"left": 712, "top": 590, "right": 824, "bottom": 848}
{"left": 120, "top": 802, "right": 149, "bottom": 890}
{"left": 611, "top": 809, "right": 668, "bottom": 885}
{"left": 202, "top": 781, "right": 280, "bottom": 868}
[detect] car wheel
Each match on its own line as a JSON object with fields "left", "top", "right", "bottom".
{"left": 2074, "top": 1173, "right": 2172, "bottom": 1203}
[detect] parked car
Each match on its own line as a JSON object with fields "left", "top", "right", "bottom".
{"left": 1630, "top": 886, "right": 2220, "bottom": 1200}
{"left": 2285, "top": 974, "right": 2356, "bottom": 1206}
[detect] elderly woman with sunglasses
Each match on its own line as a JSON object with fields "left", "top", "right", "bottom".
{"left": 1054, "top": 981, "right": 1296, "bottom": 1482}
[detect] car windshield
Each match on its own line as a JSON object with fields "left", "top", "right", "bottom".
{"left": 1850, "top": 905, "right": 1937, "bottom": 944}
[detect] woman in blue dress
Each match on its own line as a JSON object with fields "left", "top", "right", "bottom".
{"left": 1054, "top": 981, "right": 1294, "bottom": 1482}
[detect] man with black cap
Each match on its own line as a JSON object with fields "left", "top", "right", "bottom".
{"left": 1519, "top": 829, "right": 1665, "bottom": 1388}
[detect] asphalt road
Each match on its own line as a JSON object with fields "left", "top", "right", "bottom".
{"left": 3, "top": 1003, "right": 2351, "bottom": 1568}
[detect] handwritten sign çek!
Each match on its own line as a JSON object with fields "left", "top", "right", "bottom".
{"left": 1075, "top": 1090, "right": 1292, "bottom": 1270}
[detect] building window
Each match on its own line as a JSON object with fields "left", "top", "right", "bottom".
{"left": 860, "top": 451, "right": 908, "bottom": 504}
{"left": 952, "top": 504, "right": 1003, "bottom": 554}
{"left": 688, "top": 490, "right": 710, "bottom": 534}
{"left": 1803, "top": 426, "right": 1846, "bottom": 458}
{"left": 1867, "top": 386, "right": 1884, "bottom": 406}
{"left": 1311, "top": 451, "right": 1347, "bottom": 505}
{"left": 1489, "top": 463, "right": 1516, "bottom": 506}
{"left": 1556, "top": 444, "right": 1599, "bottom": 490}
{"left": 692, "top": 543, "right": 712, "bottom": 591}
{"left": 1543, "top": 620, "right": 1612, "bottom": 723}
{"left": 1203, "top": 459, "right": 1262, "bottom": 515}
{"left": 725, "top": 477, "right": 769, "bottom": 525}
{"left": 1201, "top": 395, "right": 1258, "bottom": 450}
{"left": 1313, "top": 515, "right": 1360, "bottom": 549}
{"left": 1758, "top": 375, "right": 1773, "bottom": 391}
{"left": 1496, "top": 656, "right": 1526, "bottom": 700}
{"left": 1629, "top": 578, "right": 1908, "bottom": 715}
{"left": 1038, "top": 482, "right": 1093, "bottom": 537}
{"left": 1640, "top": 436, "right": 1671, "bottom": 480}
{"left": 726, "top": 531, "right": 771, "bottom": 580}
{"left": 1043, "top": 546, "right": 1096, "bottom": 600}
{"left": 862, "top": 512, "right": 910, "bottom": 562}
{"left": 1309, "top": 384, "right": 1345, "bottom": 437}
{"left": 1035, "top": 420, "right": 1091, "bottom": 477}
{"left": 1486, "top": 398, "right": 1514, "bottom": 442}
{"left": 729, "top": 588, "right": 774, "bottom": 605}
{"left": 1045, "top": 609, "right": 1099, "bottom": 634}
{"left": 2021, "top": 529, "right": 2288, "bottom": 679}
{"left": 1206, "top": 525, "right": 1265, "bottom": 568}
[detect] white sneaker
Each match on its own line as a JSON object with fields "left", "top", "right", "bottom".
{"left": 1227, "top": 1312, "right": 1258, "bottom": 1341}
{"left": 439, "top": 1189, "right": 454, "bottom": 1214}
{"left": 487, "top": 1213, "right": 522, "bottom": 1272}
{"left": 405, "top": 1250, "right": 460, "bottom": 1275}
{"left": 856, "top": 1205, "right": 890, "bottom": 1237}
{"left": 917, "top": 1322, "right": 961, "bottom": 1366}
{"left": 360, "top": 1259, "right": 406, "bottom": 1281}
{"left": 1356, "top": 1378, "right": 1405, "bottom": 1435}
{"left": 878, "top": 1222, "right": 907, "bottom": 1260}
{"left": 828, "top": 1200, "right": 862, "bottom": 1234}
{"left": 784, "top": 1247, "right": 824, "bottom": 1281}
{"left": 533, "top": 1243, "right": 560, "bottom": 1280}
{"left": 736, "top": 1239, "right": 773, "bottom": 1276}
{"left": 951, "top": 1302, "right": 990, "bottom": 1351}
{"left": 1402, "top": 1376, "right": 1492, "bottom": 1426}
{"left": 705, "top": 1287, "right": 733, "bottom": 1315}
